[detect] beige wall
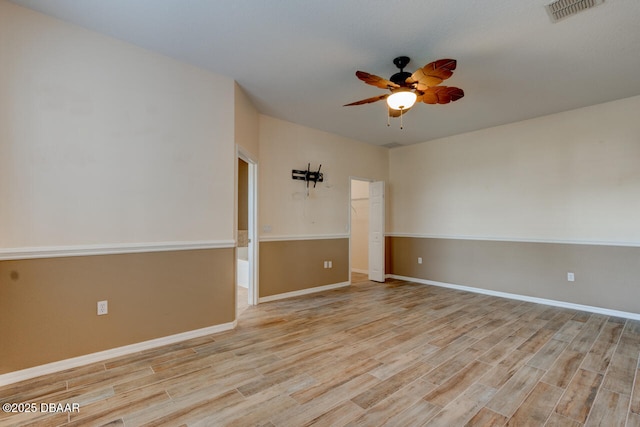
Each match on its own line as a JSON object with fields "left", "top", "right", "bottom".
{"left": 351, "top": 179, "right": 370, "bottom": 200}
{"left": 0, "top": 2, "right": 235, "bottom": 249}
{"left": 259, "top": 239, "right": 348, "bottom": 297}
{"left": 234, "top": 83, "right": 260, "bottom": 160}
{"left": 259, "top": 115, "right": 388, "bottom": 238}
{"left": 389, "top": 95, "right": 640, "bottom": 244}
{"left": 0, "top": 249, "right": 235, "bottom": 374}
{"left": 388, "top": 95, "right": 640, "bottom": 313}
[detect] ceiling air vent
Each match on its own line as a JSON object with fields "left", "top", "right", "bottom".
{"left": 545, "top": 0, "right": 605, "bottom": 23}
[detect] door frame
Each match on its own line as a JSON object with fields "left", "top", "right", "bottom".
{"left": 349, "top": 177, "right": 385, "bottom": 282}
{"left": 237, "top": 146, "right": 259, "bottom": 307}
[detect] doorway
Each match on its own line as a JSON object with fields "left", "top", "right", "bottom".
{"left": 350, "top": 179, "right": 370, "bottom": 284}
{"left": 350, "top": 178, "right": 385, "bottom": 283}
{"left": 237, "top": 149, "right": 258, "bottom": 316}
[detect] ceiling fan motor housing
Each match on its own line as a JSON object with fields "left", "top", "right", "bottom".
{"left": 390, "top": 56, "right": 412, "bottom": 86}
{"left": 390, "top": 71, "right": 412, "bottom": 86}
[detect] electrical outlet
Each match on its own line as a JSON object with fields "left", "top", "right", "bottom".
{"left": 567, "top": 272, "right": 575, "bottom": 282}
{"left": 418, "top": 257, "right": 423, "bottom": 264}
{"left": 97, "top": 300, "right": 108, "bottom": 315}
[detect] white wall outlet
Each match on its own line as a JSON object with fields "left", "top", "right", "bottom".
{"left": 323, "top": 261, "right": 328, "bottom": 268}
{"left": 262, "top": 225, "right": 272, "bottom": 233}
{"left": 328, "top": 261, "right": 332, "bottom": 268}
{"left": 418, "top": 257, "right": 423, "bottom": 264}
{"left": 97, "top": 300, "right": 108, "bottom": 315}
{"left": 567, "top": 272, "right": 575, "bottom": 282}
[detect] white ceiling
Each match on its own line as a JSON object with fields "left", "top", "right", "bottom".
{"left": 10, "top": 0, "right": 640, "bottom": 146}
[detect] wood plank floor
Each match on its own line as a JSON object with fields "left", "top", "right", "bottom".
{"left": 2, "top": 274, "right": 640, "bottom": 426}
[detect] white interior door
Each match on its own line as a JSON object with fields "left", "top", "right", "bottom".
{"left": 368, "top": 181, "right": 385, "bottom": 282}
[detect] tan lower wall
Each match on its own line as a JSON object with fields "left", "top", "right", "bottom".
{"left": 387, "top": 236, "right": 640, "bottom": 314}
{"left": 259, "top": 239, "right": 349, "bottom": 297}
{"left": 0, "top": 248, "right": 235, "bottom": 374}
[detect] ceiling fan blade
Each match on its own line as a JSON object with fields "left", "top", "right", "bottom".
{"left": 344, "top": 94, "right": 389, "bottom": 106}
{"left": 421, "top": 86, "right": 465, "bottom": 104}
{"left": 407, "top": 59, "right": 457, "bottom": 90}
{"left": 356, "top": 71, "right": 400, "bottom": 89}
{"left": 446, "top": 87, "right": 464, "bottom": 102}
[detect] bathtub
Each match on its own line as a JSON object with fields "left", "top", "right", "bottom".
{"left": 237, "top": 246, "right": 249, "bottom": 288}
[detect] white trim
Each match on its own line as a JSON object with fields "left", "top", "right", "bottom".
{"left": 259, "top": 234, "right": 349, "bottom": 242}
{"left": 351, "top": 268, "right": 369, "bottom": 274}
{"left": 237, "top": 144, "right": 259, "bottom": 306}
{"left": 385, "top": 233, "right": 640, "bottom": 248}
{"left": 0, "top": 321, "right": 237, "bottom": 386}
{"left": 387, "top": 274, "right": 640, "bottom": 321}
{"left": 258, "top": 281, "right": 350, "bottom": 303}
{"left": 237, "top": 145, "right": 258, "bottom": 166}
{"left": 0, "top": 240, "right": 236, "bottom": 261}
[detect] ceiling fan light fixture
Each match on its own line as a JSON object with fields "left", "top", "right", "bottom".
{"left": 386, "top": 89, "right": 417, "bottom": 111}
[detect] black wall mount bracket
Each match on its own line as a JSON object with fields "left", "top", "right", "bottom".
{"left": 292, "top": 163, "right": 323, "bottom": 188}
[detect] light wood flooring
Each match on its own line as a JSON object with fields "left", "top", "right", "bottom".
{"left": 238, "top": 285, "right": 249, "bottom": 316}
{"left": 2, "top": 275, "right": 640, "bottom": 426}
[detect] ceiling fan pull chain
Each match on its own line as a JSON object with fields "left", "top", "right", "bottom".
{"left": 387, "top": 106, "right": 390, "bottom": 127}
{"left": 400, "top": 108, "right": 404, "bottom": 129}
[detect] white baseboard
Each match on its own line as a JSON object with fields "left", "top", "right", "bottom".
{"left": 387, "top": 274, "right": 640, "bottom": 321}
{"left": 351, "top": 268, "right": 369, "bottom": 274}
{"left": 0, "top": 321, "right": 237, "bottom": 387}
{"left": 259, "top": 281, "right": 350, "bottom": 303}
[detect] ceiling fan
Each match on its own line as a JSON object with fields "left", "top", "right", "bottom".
{"left": 344, "top": 56, "right": 464, "bottom": 127}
